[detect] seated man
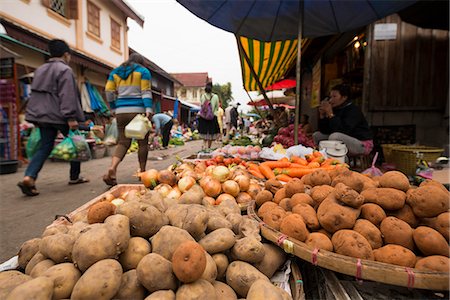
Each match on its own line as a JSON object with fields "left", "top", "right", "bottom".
{"left": 313, "top": 84, "right": 373, "bottom": 156}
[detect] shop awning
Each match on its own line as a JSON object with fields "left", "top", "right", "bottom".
{"left": 238, "top": 36, "right": 307, "bottom": 92}
{"left": 179, "top": 99, "right": 200, "bottom": 112}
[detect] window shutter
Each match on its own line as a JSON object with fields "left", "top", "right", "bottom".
{"left": 65, "top": 0, "right": 79, "bottom": 19}
{"left": 41, "top": 0, "right": 50, "bottom": 8}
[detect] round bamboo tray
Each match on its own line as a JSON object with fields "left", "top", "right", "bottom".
{"left": 247, "top": 201, "right": 449, "bottom": 291}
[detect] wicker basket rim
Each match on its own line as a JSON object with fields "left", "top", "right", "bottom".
{"left": 392, "top": 146, "right": 444, "bottom": 153}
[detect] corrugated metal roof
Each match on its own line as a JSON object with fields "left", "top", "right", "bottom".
{"left": 170, "top": 72, "right": 210, "bottom": 87}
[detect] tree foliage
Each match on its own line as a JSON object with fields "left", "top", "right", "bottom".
{"left": 212, "top": 82, "right": 233, "bottom": 108}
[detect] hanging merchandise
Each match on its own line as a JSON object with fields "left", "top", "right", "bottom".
{"left": 80, "top": 83, "right": 94, "bottom": 113}
{"left": 85, "top": 82, "right": 110, "bottom": 117}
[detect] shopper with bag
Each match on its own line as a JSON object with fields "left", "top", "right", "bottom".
{"left": 18, "top": 39, "right": 88, "bottom": 197}
{"left": 103, "top": 53, "right": 153, "bottom": 186}
{"left": 198, "top": 82, "right": 220, "bottom": 150}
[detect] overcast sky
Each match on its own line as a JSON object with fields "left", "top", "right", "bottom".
{"left": 126, "top": 0, "right": 255, "bottom": 111}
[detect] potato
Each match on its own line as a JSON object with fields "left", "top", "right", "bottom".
{"left": 67, "top": 221, "right": 89, "bottom": 240}
{"left": 387, "top": 204, "right": 419, "bottom": 228}
{"left": 331, "top": 170, "right": 365, "bottom": 192}
{"left": 280, "top": 214, "right": 309, "bottom": 242}
{"left": 0, "top": 271, "right": 31, "bottom": 299}
{"left": 239, "top": 218, "right": 261, "bottom": 241}
{"left": 332, "top": 230, "right": 374, "bottom": 260}
{"left": 72, "top": 225, "right": 117, "bottom": 272}
{"left": 207, "top": 213, "right": 233, "bottom": 232}
{"left": 151, "top": 225, "right": 195, "bottom": 261}
{"left": 166, "top": 204, "right": 208, "bottom": 240}
{"left": 353, "top": 219, "right": 383, "bottom": 249}
{"left": 145, "top": 290, "right": 175, "bottom": 300}
{"left": 253, "top": 243, "right": 286, "bottom": 278}
{"left": 24, "top": 252, "right": 46, "bottom": 275}
{"left": 213, "top": 280, "right": 237, "bottom": 300}
{"left": 334, "top": 183, "right": 364, "bottom": 208}
{"left": 117, "top": 201, "right": 169, "bottom": 238}
{"left": 176, "top": 279, "right": 216, "bottom": 300}
{"left": 415, "top": 256, "right": 450, "bottom": 272}
{"left": 284, "top": 178, "right": 305, "bottom": 197}
{"left": 212, "top": 253, "right": 229, "bottom": 280}
{"left": 361, "top": 188, "right": 406, "bottom": 210}
{"left": 373, "top": 244, "right": 416, "bottom": 267}
{"left": 71, "top": 259, "right": 123, "bottom": 300}
{"left": 304, "top": 233, "right": 332, "bottom": 252}
{"left": 231, "top": 237, "right": 265, "bottom": 263}
{"left": 380, "top": 217, "right": 414, "bottom": 250}
{"left": 292, "top": 203, "right": 319, "bottom": 230}
{"left": 378, "top": 171, "right": 410, "bottom": 191}
{"left": 354, "top": 172, "right": 379, "bottom": 191}
{"left": 104, "top": 214, "right": 131, "bottom": 253}
{"left": 217, "top": 198, "right": 241, "bottom": 217}
{"left": 39, "top": 233, "right": 75, "bottom": 263}
{"left": 119, "top": 236, "right": 152, "bottom": 271}
{"left": 226, "top": 261, "right": 270, "bottom": 298}
{"left": 114, "top": 269, "right": 146, "bottom": 300}
{"left": 317, "top": 194, "right": 360, "bottom": 233}
{"left": 273, "top": 188, "right": 287, "bottom": 204}
{"left": 199, "top": 228, "right": 236, "bottom": 254}
{"left": 6, "top": 276, "right": 53, "bottom": 300}
{"left": 247, "top": 279, "right": 285, "bottom": 300}
{"left": 317, "top": 229, "right": 332, "bottom": 239}
{"left": 264, "top": 178, "right": 282, "bottom": 194}
{"left": 30, "top": 259, "right": 55, "bottom": 278}
{"left": 42, "top": 262, "right": 81, "bottom": 299}
{"left": 257, "top": 202, "right": 279, "bottom": 219}
{"left": 226, "top": 213, "right": 243, "bottom": 235}
{"left": 407, "top": 185, "right": 449, "bottom": 218}
{"left": 310, "top": 185, "right": 334, "bottom": 207}
{"left": 309, "top": 169, "right": 332, "bottom": 186}
{"left": 87, "top": 200, "right": 116, "bottom": 224}
{"left": 201, "top": 252, "right": 218, "bottom": 283}
{"left": 413, "top": 226, "right": 449, "bottom": 257}
{"left": 173, "top": 241, "right": 207, "bottom": 283}
{"left": 41, "top": 224, "right": 68, "bottom": 237}
{"left": 288, "top": 193, "right": 315, "bottom": 208}
{"left": 419, "top": 179, "right": 448, "bottom": 192}
{"left": 435, "top": 212, "right": 450, "bottom": 241}
{"left": 17, "top": 238, "right": 41, "bottom": 269}
{"left": 255, "top": 190, "right": 273, "bottom": 206}
{"left": 262, "top": 206, "right": 287, "bottom": 231}
{"left": 137, "top": 253, "right": 177, "bottom": 293}
{"left": 179, "top": 186, "right": 205, "bottom": 205}
{"left": 360, "top": 203, "right": 386, "bottom": 226}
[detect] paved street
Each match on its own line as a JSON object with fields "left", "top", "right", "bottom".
{"left": 0, "top": 139, "right": 219, "bottom": 263}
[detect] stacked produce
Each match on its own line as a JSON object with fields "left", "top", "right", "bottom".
{"left": 254, "top": 168, "right": 450, "bottom": 273}
{"left": 2, "top": 165, "right": 295, "bottom": 300}
{"left": 212, "top": 144, "right": 261, "bottom": 160}
{"left": 273, "top": 124, "right": 314, "bottom": 148}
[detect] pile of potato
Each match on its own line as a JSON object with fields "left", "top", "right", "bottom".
{"left": 2, "top": 180, "right": 294, "bottom": 299}
{"left": 256, "top": 168, "right": 449, "bottom": 272}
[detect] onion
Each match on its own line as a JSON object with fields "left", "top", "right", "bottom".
{"left": 236, "top": 192, "right": 252, "bottom": 205}
{"left": 199, "top": 175, "right": 213, "bottom": 189}
{"left": 247, "top": 183, "right": 262, "bottom": 199}
{"left": 202, "top": 196, "right": 216, "bottom": 206}
{"left": 205, "top": 165, "right": 216, "bottom": 177}
{"left": 158, "top": 170, "right": 177, "bottom": 186}
{"left": 215, "top": 193, "right": 235, "bottom": 205}
{"left": 212, "top": 165, "right": 230, "bottom": 183}
{"left": 194, "top": 162, "right": 207, "bottom": 174}
{"left": 111, "top": 198, "right": 125, "bottom": 207}
{"left": 167, "top": 187, "right": 181, "bottom": 200}
{"left": 154, "top": 183, "right": 172, "bottom": 197}
{"left": 181, "top": 170, "right": 198, "bottom": 180}
{"left": 222, "top": 180, "right": 240, "bottom": 197}
{"left": 178, "top": 176, "right": 196, "bottom": 193}
{"left": 234, "top": 175, "right": 250, "bottom": 192}
{"left": 176, "top": 163, "right": 194, "bottom": 173}
{"left": 203, "top": 178, "right": 222, "bottom": 198}
{"left": 138, "top": 169, "right": 159, "bottom": 188}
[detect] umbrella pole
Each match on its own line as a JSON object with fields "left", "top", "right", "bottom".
{"left": 245, "top": 90, "right": 267, "bottom": 126}
{"left": 294, "top": 1, "right": 304, "bottom": 145}
{"left": 236, "top": 36, "right": 275, "bottom": 114}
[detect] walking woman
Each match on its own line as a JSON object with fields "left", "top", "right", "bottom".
{"left": 103, "top": 53, "right": 153, "bottom": 186}
{"left": 198, "top": 82, "right": 220, "bottom": 150}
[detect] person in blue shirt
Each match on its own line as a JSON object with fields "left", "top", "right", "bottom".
{"left": 103, "top": 53, "right": 153, "bottom": 186}
{"left": 151, "top": 112, "right": 174, "bottom": 149}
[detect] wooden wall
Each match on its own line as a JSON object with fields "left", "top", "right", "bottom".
{"left": 365, "top": 14, "right": 449, "bottom": 112}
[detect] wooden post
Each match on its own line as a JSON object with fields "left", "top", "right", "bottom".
{"left": 294, "top": 1, "right": 304, "bottom": 145}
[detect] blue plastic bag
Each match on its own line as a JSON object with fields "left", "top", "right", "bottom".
{"left": 26, "top": 127, "right": 41, "bottom": 159}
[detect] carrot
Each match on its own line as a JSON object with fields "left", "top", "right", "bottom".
{"left": 276, "top": 174, "right": 293, "bottom": 182}
{"left": 281, "top": 168, "right": 317, "bottom": 178}
{"left": 280, "top": 157, "right": 290, "bottom": 163}
{"left": 321, "top": 158, "right": 340, "bottom": 167}
{"left": 313, "top": 151, "right": 323, "bottom": 158}
{"left": 305, "top": 154, "right": 314, "bottom": 162}
{"left": 289, "top": 163, "right": 310, "bottom": 168}
{"left": 259, "top": 164, "right": 276, "bottom": 179}
{"left": 291, "top": 156, "right": 308, "bottom": 165}
{"left": 261, "top": 161, "right": 291, "bottom": 169}
{"left": 247, "top": 163, "right": 260, "bottom": 172}
{"left": 310, "top": 156, "right": 325, "bottom": 164}
{"left": 307, "top": 161, "right": 321, "bottom": 168}
{"left": 248, "top": 169, "right": 265, "bottom": 179}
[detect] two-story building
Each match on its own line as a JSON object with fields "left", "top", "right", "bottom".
{"left": 171, "top": 72, "right": 211, "bottom": 106}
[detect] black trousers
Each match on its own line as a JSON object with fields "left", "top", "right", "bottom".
{"left": 161, "top": 120, "right": 173, "bottom": 147}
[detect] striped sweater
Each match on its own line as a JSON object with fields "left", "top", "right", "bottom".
{"left": 105, "top": 63, "right": 153, "bottom": 114}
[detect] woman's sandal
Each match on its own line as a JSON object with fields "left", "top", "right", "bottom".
{"left": 17, "top": 181, "right": 39, "bottom": 196}
{"left": 68, "top": 177, "right": 90, "bottom": 185}
{"left": 103, "top": 169, "right": 117, "bottom": 186}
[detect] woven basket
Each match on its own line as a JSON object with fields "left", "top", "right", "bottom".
{"left": 381, "top": 143, "right": 401, "bottom": 163}
{"left": 392, "top": 146, "right": 444, "bottom": 176}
